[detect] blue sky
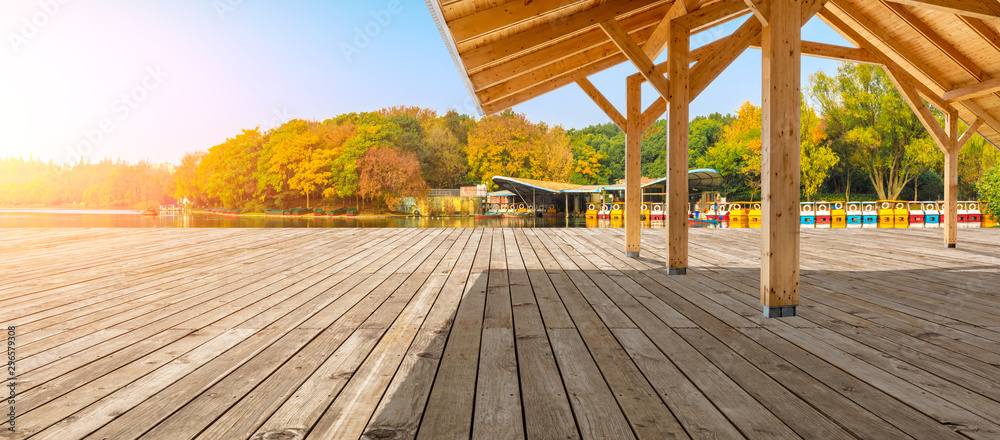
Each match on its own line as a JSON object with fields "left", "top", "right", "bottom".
{"left": 0, "top": 1, "right": 851, "bottom": 164}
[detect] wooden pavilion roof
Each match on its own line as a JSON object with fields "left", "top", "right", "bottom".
{"left": 425, "top": 0, "right": 1000, "bottom": 145}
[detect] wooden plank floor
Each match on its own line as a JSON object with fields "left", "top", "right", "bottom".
{"left": 1, "top": 227, "right": 998, "bottom": 440}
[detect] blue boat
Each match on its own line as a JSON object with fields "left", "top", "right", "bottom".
{"left": 861, "top": 202, "right": 878, "bottom": 226}
{"left": 846, "top": 202, "right": 862, "bottom": 227}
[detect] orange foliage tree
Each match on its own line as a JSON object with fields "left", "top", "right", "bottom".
{"left": 356, "top": 146, "right": 428, "bottom": 209}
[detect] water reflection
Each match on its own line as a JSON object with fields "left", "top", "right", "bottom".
{"left": 0, "top": 210, "right": 724, "bottom": 229}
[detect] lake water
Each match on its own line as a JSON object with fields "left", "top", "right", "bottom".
{"left": 0, "top": 209, "right": 722, "bottom": 229}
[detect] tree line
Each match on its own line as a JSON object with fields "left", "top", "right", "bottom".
{"left": 0, "top": 157, "right": 172, "bottom": 209}
{"left": 2, "top": 64, "right": 997, "bottom": 211}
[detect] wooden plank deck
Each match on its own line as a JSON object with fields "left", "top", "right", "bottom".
{"left": 1, "top": 227, "right": 998, "bottom": 440}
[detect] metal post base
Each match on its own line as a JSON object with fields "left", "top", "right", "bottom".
{"left": 626, "top": 251, "right": 640, "bottom": 259}
{"left": 667, "top": 267, "right": 687, "bottom": 275}
{"left": 763, "top": 305, "right": 797, "bottom": 318}
{"left": 946, "top": 243, "right": 956, "bottom": 248}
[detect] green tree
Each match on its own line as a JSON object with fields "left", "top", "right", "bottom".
{"left": 976, "top": 165, "right": 1000, "bottom": 223}
{"left": 808, "top": 63, "right": 935, "bottom": 200}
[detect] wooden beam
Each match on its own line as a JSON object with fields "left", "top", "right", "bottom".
{"left": 886, "top": 0, "right": 1000, "bottom": 20}
{"left": 481, "top": 54, "right": 625, "bottom": 114}
{"left": 689, "top": 15, "right": 762, "bottom": 100}
{"left": 827, "top": 2, "right": 1000, "bottom": 136}
{"left": 944, "top": 77, "right": 1000, "bottom": 102}
{"left": 944, "top": 110, "right": 959, "bottom": 247}
{"left": 957, "top": 118, "right": 984, "bottom": 148}
{"left": 749, "top": 40, "right": 882, "bottom": 64}
{"left": 760, "top": 0, "right": 802, "bottom": 317}
{"left": 884, "top": 65, "right": 951, "bottom": 153}
{"left": 885, "top": 2, "right": 985, "bottom": 80}
{"left": 830, "top": 1, "right": 951, "bottom": 88}
{"left": 817, "top": 7, "right": 952, "bottom": 111}
{"left": 625, "top": 75, "right": 643, "bottom": 258}
{"left": 960, "top": 16, "right": 1000, "bottom": 53}
{"left": 690, "top": 0, "right": 825, "bottom": 100}
{"left": 448, "top": 0, "right": 586, "bottom": 43}
{"left": 674, "top": 0, "right": 751, "bottom": 32}
{"left": 743, "top": 0, "right": 770, "bottom": 25}
{"left": 644, "top": 0, "right": 688, "bottom": 60}
{"left": 666, "top": 18, "right": 689, "bottom": 274}
{"left": 468, "top": 10, "right": 665, "bottom": 91}
{"left": 641, "top": 98, "right": 667, "bottom": 130}
{"left": 576, "top": 78, "right": 627, "bottom": 131}
{"left": 601, "top": 19, "right": 672, "bottom": 100}
{"left": 460, "top": 0, "right": 667, "bottom": 71}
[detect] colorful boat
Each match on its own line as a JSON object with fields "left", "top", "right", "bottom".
{"left": 908, "top": 202, "right": 925, "bottom": 227}
{"left": 861, "top": 202, "right": 878, "bottom": 227}
{"left": 475, "top": 211, "right": 502, "bottom": 220}
{"left": 800, "top": 202, "right": 815, "bottom": 227}
{"left": 877, "top": 201, "right": 895, "bottom": 228}
{"left": 845, "top": 202, "right": 862, "bottom": 227}
{"left": 264, "top": 209, "right": 284, "bottom": 216}
{"left": 139, "top": 209, "right": 159, "bottom": 216}
{"left": 815, "top": 201, "right": 831, "bottom": 228}
{"left": 748, "top": 203, "right": 762, "bottom": 229}
{"left": 923, "top": 202, "right": 941, "bottom": 227}
{"left": 345, "top": 208, "right": 358, "bottom": 217}
{"left": 892, "top": 201, "right": 909, "bottom": 228}
{"left": 585, "top": 203, "right": 598, "bottom": 220}
{"left": 503, "top": 212, "right": 532, "bottom": 219}
{"left": 328, "top": 207, "right": 348, "bottom": 216}
{"left": 650, "top": 204, "right": 665, "bottom": 221}
{"left": 831, "top": 202, "right": 847, "bottom": 228}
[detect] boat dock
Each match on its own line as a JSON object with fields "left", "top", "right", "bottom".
{"left": 3, "top": 228, "right": 999, "bottom": 439}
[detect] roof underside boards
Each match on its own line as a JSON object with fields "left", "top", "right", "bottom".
{"left": 426, "top": 0, "right": 1000, "bottom": 147}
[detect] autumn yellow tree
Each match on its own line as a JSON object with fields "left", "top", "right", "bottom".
{"left": 725, "top": 102, "right": 763, "bottom": 200}
{"left": 529, "top": 126, "right": 575, "bottom": 182}
{"left": 466, "top": 110, "right": 574, "bottom": 187}
{"left": 800, "top": 99, "right": 839, "bottom": 201}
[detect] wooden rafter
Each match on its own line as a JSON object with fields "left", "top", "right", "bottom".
{"left": 576, "top": 78, "right": 627, "bottom": 131}
{"left": 959, "top": 16, "right": 1000, "bottom": 53}
{"left": 884, "top": 2, "right": 985, "bottom": 79}
{"left": 944, "top": 76, "right": 1000, "bottom": 102}
{"left": 673, "top": 0, "right": 751, "bottom": 32}
{"left": 828, "top": 1, "right": 1000, "bottom": 137}
{"left": 460, "top": 0, "right": 667, "bottom": 71}
{"left": 743, "top": 0, "right": 770, "bottom": 25}
{"left": 644, "top": 0, "right": 688, "bottom": 60}
{"left": 752, "top": 40, "right": 881, "bottom": 64}
{"left": 477, "top": 28, "right": 651, "bottom": 111}
{"left": 886, "top": 0, "right": 1000, "bottom": 20}
{"left": 885, "top": 64, "right": 952, "bottom": 153}
{"left": 958, "top": 118, "right": 985, "bottom": 148}
{"left": 448, "top": 0, "right": 586, "bottom": 43}
{"left": 689, "top": 0, "right": 825, "bottom": 100}
{"left": 816, "top": 8, "right": 952, "bottom": 110}
{"left": 467, "top": 10, "right": 666, "bottom": 91}
{"left": 601, "top": 19, "right": 672, "bottom": 100}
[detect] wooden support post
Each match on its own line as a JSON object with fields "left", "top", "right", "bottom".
{"left": 944, "top": 110, "right": 959, "bottom": 248}
{"left": 625, "top": 75, "right": 642, "bottom": 258}
{"left": 760, "top": 0, "right": 801, "bottom": 318}
{"left": 666, "top": 19, "right": 690, "bottom": 274}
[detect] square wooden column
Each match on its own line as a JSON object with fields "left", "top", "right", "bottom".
{"left": 666, "top": 20, "right": 690, "bottom": 274}
{"left": 625, "top": 75, "right": 643, "bottom": 258}
{"left": 944, "top": 110, "right": 959, "bottom": 248}
{"left": 760, "top": 0, "right": 801, "bottom": 318}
